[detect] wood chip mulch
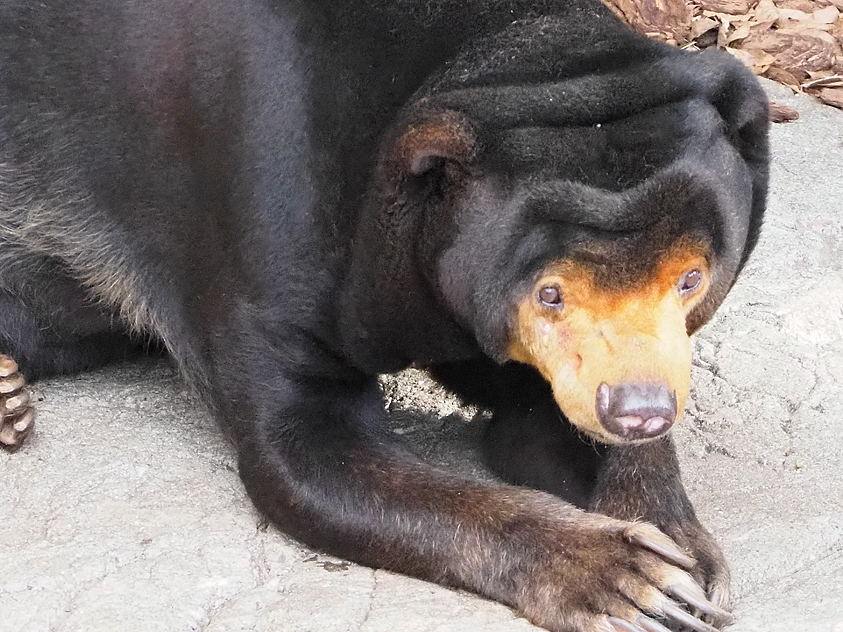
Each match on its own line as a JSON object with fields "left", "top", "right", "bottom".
{"left": 603, "top": 0, "right": 843, "bottom": 111}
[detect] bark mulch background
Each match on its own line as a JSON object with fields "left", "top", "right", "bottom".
{"left": 604, "top": 0, "right": 843, "bottom": 117}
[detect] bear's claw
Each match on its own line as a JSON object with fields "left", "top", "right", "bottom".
{"left": 0, "top": 354, "right": 35, "bottom": 452}
{"left": 609, "top": 616, "right": 672, "bottom": 632}
{"left": 625, "top": 525, "right": 695, "bottom": 570}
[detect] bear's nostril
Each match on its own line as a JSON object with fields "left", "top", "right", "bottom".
{"left": 596, "top": 382, "right": 677, "bottom": 440}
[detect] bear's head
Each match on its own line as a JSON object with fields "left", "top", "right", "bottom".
{"left": 367, "top": 21, "right": 768, "bottom": 445}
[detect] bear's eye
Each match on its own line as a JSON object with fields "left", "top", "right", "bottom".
{"left": 538, "top": 285, "right": 564, "bottom": 308}
{"left": 678, "top": 269, "right": 703, "bottom": 296}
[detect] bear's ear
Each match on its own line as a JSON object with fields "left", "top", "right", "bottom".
{"left": 387, "top": 110, "right": 476, "bottom": 179}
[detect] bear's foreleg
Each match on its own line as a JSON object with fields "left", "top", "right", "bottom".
{"left": 431, "top": 358, "right": 731, "bottom": 629}
{"left": 230, "top": 371, "right": 727, "bottom": 632}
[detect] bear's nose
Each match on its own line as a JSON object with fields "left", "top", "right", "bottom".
{"left": 596, "top": 382, "right": 677, "bottom": 440}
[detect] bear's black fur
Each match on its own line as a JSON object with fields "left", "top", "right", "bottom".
{"left": 0, "top": 1, "right": 768, "bottom": 630}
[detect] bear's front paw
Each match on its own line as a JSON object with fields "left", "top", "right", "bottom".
{"left": 516, "top": 519, "right": 733, "bottom": 632}
{"left": 592, "top": 494, "right": 731, "bottom": 628}
{"left": 0, "top": 355, "right": 35, "bottom": 452}
{"left": 658, "top": 516, "right": 731, "bottom": 621}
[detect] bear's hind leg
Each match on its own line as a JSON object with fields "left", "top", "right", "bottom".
{"left": 0, "top": 279, "right": 145, "bottom": 452}
{"left": 0, "top": 280, "right": 143, "bottom": 379}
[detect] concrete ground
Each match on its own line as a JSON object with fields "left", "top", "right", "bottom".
{"left": 2, "top": 80, "right": 842, "bottom": 632}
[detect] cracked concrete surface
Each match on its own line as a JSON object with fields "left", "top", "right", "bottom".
{"left": 2, "top": 80, "right": 842, "bottom": 632}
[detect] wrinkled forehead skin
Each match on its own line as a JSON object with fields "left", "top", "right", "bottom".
{"left": 429, "top": 22, "right": 768, "bottom": 333}
{"left": 429, "top": 17, "right": 768, "bottom": 443}
{"left": 439, "top": 137, "right": 754, "bottom": 359}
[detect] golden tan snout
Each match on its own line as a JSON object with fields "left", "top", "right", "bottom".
{"left": 508, "top": 250, "right": 709, "bottom": 444}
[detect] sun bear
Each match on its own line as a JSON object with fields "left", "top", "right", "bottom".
{"left": 0, "top": 1, "right": 768, "bottom": 630}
